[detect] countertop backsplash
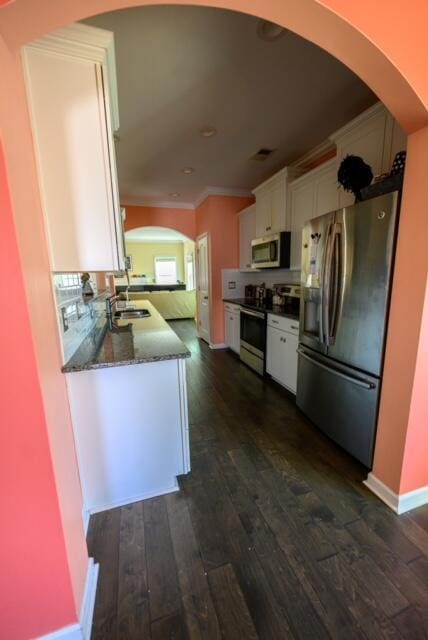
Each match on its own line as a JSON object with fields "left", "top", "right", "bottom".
{"left": 53, "top": 272, "right": 112, "bottom": 363}
{"left": 222, "top": 268, "right": 300, "bottom": 299}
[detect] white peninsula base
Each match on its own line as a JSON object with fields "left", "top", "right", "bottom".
{"left": 66, "top": 357, "right": 190, "bottom": 527}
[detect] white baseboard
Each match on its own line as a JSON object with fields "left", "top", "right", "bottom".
{"left": 209, "top": 342, "right": 227, "bottom": 349}
{"left": 37, "top": 558, "right": 99, "bottom": 640}
{"left": 82, "top": 509, "right": 90, "bottom": 537}
{"left": 37, "top": 624, "right": 82, "bottom": 640}
{"left": 364, "top": 473, "right": 428, "bottom": 514}
{"left": 85, "top": 479, "right": 179, "bottom": 516}
{"left": 80, "top": 558, "right": 99, "bottom": 640}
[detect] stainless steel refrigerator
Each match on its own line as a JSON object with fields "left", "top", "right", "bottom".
{"left": 296, "top": 191, "right": 399, "bottom": 467}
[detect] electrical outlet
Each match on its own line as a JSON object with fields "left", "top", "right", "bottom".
{"left": 228, "top": 281, "right": 236, "bottom": 289}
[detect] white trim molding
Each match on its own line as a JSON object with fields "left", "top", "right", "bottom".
{"left": 194, "top": 186, "right": 253, "bottom": 208}
{"left": 37, "top": 559, "right": 99, "bottom": 640}
{"left": 209, "top": 342, "right": 227, "bottom": 350}
{"left": 364, "top": 473, "right": 428, "bottom": 514}
{"left": 120, "top": 197, "right": 196, "bottom": 210}
{"left": 86, "top": 480, "right": 179, "bottom": 516}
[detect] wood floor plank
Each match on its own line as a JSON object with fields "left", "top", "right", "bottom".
{"left": 117, "top": 502, "right": 150, "bottom": 639}
{"left": 165, "top": 491, "right": 222, "bottom": 640}
{"left": 151, "top": 612, "right": 187, "bottom": 640}
{"left": 407, "top": 555, "right": 428, "bottom": 590}
{"left": 207, "top": 564, "right": 259, "bottom": 640}
{"left": 87, "top": 508, "right": 121, "bottom": 640}
{"left": 144, "top": 496, "right": 181, "bottom": 622}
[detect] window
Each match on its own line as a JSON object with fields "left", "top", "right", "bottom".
{"left": 154, "top": 257, "right": 177, "bottom": 284}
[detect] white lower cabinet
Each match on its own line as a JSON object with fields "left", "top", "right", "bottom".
{"left": 266, "top": 316, "right": 299, "bottom": 393}
{"left": 224, "top": 303, "right": 241, "bottom": 353}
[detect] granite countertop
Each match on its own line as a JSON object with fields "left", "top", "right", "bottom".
{"left": 62, "top": 300, "right": 190, "bottom": 373}
{"left": 223, "top": 298, "right": 300, "bottom": 321}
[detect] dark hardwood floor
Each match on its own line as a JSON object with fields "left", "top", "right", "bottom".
{"left": 87, "top": 319, "right": 428, "bottom": 639}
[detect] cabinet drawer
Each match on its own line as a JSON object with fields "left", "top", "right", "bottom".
{"left": 224, "top": 302, "right": 241, "bottom": 314}
{"left": 267, "top": 314, "right": 300, "bottom": 335}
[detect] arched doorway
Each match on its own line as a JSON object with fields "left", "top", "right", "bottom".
{"left": 0, "top": 1, "right": 427, "bottom": 632}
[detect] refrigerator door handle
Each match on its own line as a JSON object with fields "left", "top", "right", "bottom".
{"left": 297, "top": 349, "right": 376, "bottom": 390}
{"left": 329, "top": 223, "right": 344, "bottom": 344}
{"left": 321, "top": 223, "right": 334, "bottom": 345}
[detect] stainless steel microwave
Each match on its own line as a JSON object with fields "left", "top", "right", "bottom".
{"left": 251, "top": 232, "right": 291, "bottom": 268}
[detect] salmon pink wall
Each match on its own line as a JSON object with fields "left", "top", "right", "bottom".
{"left": 372, "top": 125, "right": 428, "bottom": 494}
{"left": 0, "top": 33, "right": 89, "bottom": 625}
{"left": 196, "top": 195, "right": 254, "bottom": 344}
{"left": 124, "top": 205, "right": 196, "bottom": 240}
{"left": 399, "top": 278, "right": 428, "bottom": 494}
{"left": 0, "top": 143, "right": 77, "bottom": 639}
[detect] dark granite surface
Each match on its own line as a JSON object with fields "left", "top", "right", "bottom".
{"left": 223, "top": 298, "right": 300, "bottom": 321}
{"left": 62, "top": 300, "right": 190, "bottom": 373}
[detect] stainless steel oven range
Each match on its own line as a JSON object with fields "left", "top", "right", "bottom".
{"left": 240, "top": 307, "right": 266, "bottom": 375}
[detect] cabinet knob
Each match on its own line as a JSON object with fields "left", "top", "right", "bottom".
{"left": 290, "top": 325, "right": 299, "bottom": 331}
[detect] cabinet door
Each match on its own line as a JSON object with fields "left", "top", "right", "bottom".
{"left": 266, "top": 326, "right": 284, "bottom": 381}
{"left": 289, "top": 179, "right": 315, "bottom": 270}
{"left": 282, "top": 331, "right": 298, "bottom": 393}
{"left": 24, "top": 48, "right": 122, "bottom": 272}
{"left": 270, "top": 181, "right": 287, "bottom": 232}
{"left": 314, "top": 164, "right": 339, "bottom": 217}
{"left": 231, "top": 311, "right": 241, "bottom": 353}
{"left": 239, "top": 206, "right": 256, "bottom": 269}
{"left": 255, "top": 192, "right": 272, "bottom": 237}
{"left": 224, "top": 311, "right": 233, "bottom": 348}
{"left": 336, "top": 111, "right": 388, "bottom": 208}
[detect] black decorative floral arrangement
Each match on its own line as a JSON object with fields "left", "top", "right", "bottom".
{"left": 337, "top": 155, "right": 373, "bottom": 202}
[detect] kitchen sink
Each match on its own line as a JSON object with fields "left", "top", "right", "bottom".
{"left": 115, "top": 309, "right": 151, "bottom": 320}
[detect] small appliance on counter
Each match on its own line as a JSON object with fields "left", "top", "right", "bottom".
{"left": 245, "top": 284, "right": 256, "bottom": 298}
{"left": 272, "top": 284, "right": 300, "bottom": 315}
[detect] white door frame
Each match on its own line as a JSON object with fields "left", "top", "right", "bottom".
{"left": 195, "top": 232, "right": 212, "bottom": 344}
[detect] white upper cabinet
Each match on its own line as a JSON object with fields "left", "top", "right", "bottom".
{"left": 238, "top": 204, "right": 256, "bottom": 270}
{"left": 331, "top": 102, "right": 407, "bottom": 207}
{"left": 253, "top": 167, "right": 299, "bottom": 238}
{"left": 288, "top": 158, "right": 338, "bottom": 269}
{"left": 23, "top": 24, "right": 124, "bottom": 273}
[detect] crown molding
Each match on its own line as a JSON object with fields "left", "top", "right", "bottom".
{"left": 289, "top": 139, "right": 336, "bottom": 169}
{"left": 120, "top": 198, "right": 196, "bottom": 210}
{"left": 194, "top": 186, "right": 253, "bottom": 208}
{"left": 121, "top": 186, "right": 253, "bottom": 210}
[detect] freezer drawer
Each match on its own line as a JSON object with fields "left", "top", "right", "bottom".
{"left": 296, "top": 348, "right": 380, "bottom": 467}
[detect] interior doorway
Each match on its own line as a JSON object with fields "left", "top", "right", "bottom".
{"left": 196, "top": 232, "right": 211, "bottom": 344}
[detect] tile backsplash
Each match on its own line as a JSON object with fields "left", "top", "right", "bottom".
{"left": 222, "top": 268, "right": 300, "bottom": 299}
{"left": 53, "top": 273, "right": 111, "bottom": 363}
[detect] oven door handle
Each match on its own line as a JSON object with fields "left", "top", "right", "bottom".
{"left": 241, "top": 308, "right": 265, "bottom": 320}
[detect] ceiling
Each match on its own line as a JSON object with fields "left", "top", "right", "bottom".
{"left": 125, "top": 226, "right": 189, "bottom": 243}
{"left": 85, "top": 6, "right": 376, "bottom": 208}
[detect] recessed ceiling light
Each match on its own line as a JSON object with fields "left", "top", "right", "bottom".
{"left": 200, "top": 126, "right": 217, "bottom": 138}
{"left": 257, "top": 20, "right": 286, "bottom": 42}
{"left": 169, "top": 192, "right": 180, "bottom": 198}
{"left": 181, "top": 167, "right": 195, "bottom": 174}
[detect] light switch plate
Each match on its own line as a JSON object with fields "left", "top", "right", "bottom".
{"left": 228, "top": 281, "right": 236, "bottom": 289}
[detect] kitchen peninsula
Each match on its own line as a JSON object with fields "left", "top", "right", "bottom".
{"left": 63, "top": 300, "right": 191, "bottom": 526}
